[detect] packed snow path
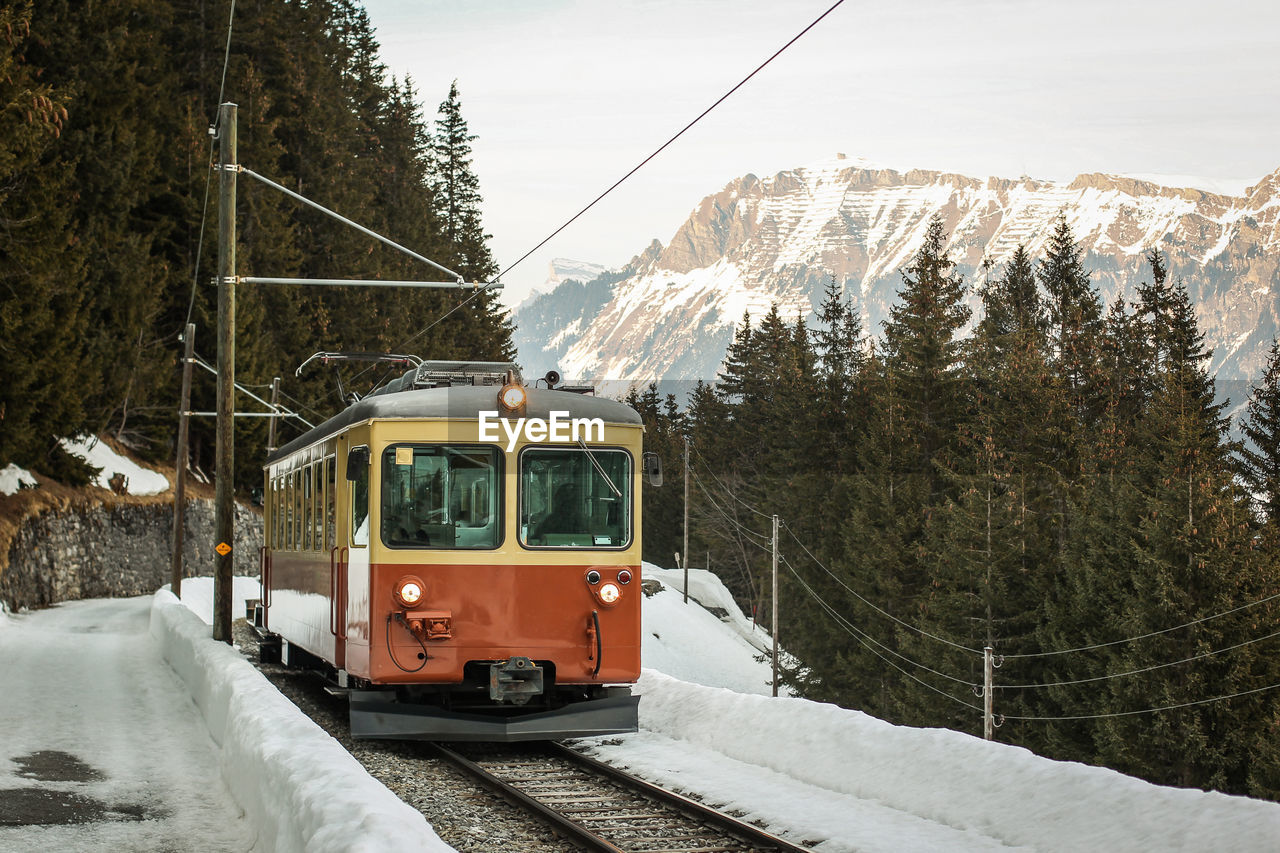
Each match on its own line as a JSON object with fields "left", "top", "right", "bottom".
{"left": 0, "top": 596, "right": 253, "bottom": 851}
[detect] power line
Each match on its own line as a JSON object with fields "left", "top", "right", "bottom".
{"left": 781, "top": 520, "right": 985, "bottom": 655}
{"left": 496, "top": 0, "right": 848, "bottom": 281}
{"left": 1002, "top": 590, "right": 1280, "bottom": 660}
{"left": 688, "top": 469, "right": 773, "bottom": 551}
{"left": 782, "top": 556, "right": 977, "bottom": 687}
{"left": 996, "top": 628, "right": 1280, "bottom": 690}
{"left": 688, "top": 444, "right": 774, "bottom": 520}
{"left": 1002, "top": 680, "right": 1280, "bottom": 722}
{"left": 782, "top": 556, "right": 983, "bottom": 711}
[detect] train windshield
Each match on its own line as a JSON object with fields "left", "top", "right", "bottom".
{"left": 520, "top": 448, "right": 631, "bottom": 548}
{"left": 381, "top": 445, "right": 501, "bottom": 549}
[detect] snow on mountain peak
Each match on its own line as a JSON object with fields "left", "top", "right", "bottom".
{"left": 514, "top": 160, "right": 1280, "bottom": 387}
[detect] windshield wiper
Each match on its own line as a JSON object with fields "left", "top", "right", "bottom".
{"left": 577, "top": 439, "right": 622, "bottom": 497}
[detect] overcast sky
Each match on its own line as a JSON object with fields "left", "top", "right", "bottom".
{"left": 361, "top": 0, "right": 1279, "bottom": 306}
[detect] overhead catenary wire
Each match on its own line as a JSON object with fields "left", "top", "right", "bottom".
{"left": 184, "top": 0, "right": 238, "bottom": 329}
{"left": 190, "top": 353, "right": 314, "bottom": 429}
{"left": 495, "top": 0, "right": 849, "bottom": 282}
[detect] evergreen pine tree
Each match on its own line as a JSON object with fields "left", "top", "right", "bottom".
{"left": 0, "top": 1, "right": 88, "bottom": 471}
{"left": 429, "top": 80, "right": 495, "bottom": 282}
{"left": 1240, "top": 338, "right": 1280, "bottom": 527}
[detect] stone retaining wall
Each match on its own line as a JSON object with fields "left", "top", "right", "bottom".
{"left": 1, "top": 499, "right": 262, "bottom": 611}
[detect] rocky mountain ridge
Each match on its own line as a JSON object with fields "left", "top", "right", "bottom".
{"left": 512, "top": 155, "right": 1280, "bottom": 388}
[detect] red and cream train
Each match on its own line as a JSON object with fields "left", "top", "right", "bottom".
{"left": 256, "top": 361, "right": 659, "bottom": 741}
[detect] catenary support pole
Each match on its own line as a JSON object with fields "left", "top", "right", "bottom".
{"left": 772, "top": 513, "right": 780, "bottom": 698}
{"left": 266, "top": 376, "right": 280, "bottom": 454}
{"left": 170, "top": 323, "right": 196, "bottom": 598}
{"left": 683, "top": 437, "right": 690, "bottom": 604}
{"left": 984, "top": 645, "right": 995, "bottom": 740}
{"left": 214, "top": 102, "right": 237, "bottom": 644}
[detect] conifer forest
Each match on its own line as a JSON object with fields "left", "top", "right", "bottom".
{"left": 0, "top": 0, "right": 512, "bottom": 485}
{"left": 630, "top": 216, "right": 1280, "bottom": 799}
{"left": 3, "top": 0, "right": 1280, "bottom": 804}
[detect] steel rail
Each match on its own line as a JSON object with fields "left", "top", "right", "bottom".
{"left": 550, "top": 743, "right": 809, "bottom": 853}
{"left": 428, "top": 741, "right": 810, "bottom": 853}
{"left": 425, "top": 743, "right": 625, "bottom": 853}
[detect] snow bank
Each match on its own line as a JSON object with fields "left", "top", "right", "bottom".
{"left": 641, "top": 563, "right": 781, "bottom": 695}
{"left": 61, "top": 434, "right": 170, "bottom": 495}
{"left": 0, "top": 462, "right": 37, "bottom": 495}
{"left": 634, "top": 670, "right": 1280, "bottom": 852}
{"left": 149, "top": 590, "right": 451, "bottom": 852}
{"left": 167, "top": 575, "right": 264, "bottom": 625}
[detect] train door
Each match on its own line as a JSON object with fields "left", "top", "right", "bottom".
{"left": 323, "top": 453, "right": 346, "bottom": 669}
{"left": 343, "top": 443, "right": 373, "bottom": 675}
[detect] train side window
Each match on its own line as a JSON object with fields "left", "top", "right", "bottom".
{"left": 310, "top": 462, "right": 321, "bottom": 551}
{"left": 302, "top": 465, "right": 313, "bottom": 550}
{"left": 293, "top": 470, "right": 303, "bottom": 550}
{"left": 325, "top": 457, "right": 336, "bottom": 550}
{"left": 351, "top": 447, "right": 369, "bottom": 547}
{"left": 267, "top": 473, "right": 275, "bottom": 548}
{"left": 278, "top": 477, "right": 286, "bottom": 550}
{"left": 284, "top": 473, "right": 294, "bottom": 550}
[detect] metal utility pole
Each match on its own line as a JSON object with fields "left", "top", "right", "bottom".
{"left": 682, "top": 436, "right": 690, "bottom": 604}
{"left": 983, "top": 645, "right": 995, "bottom": 740}
{"left": 170, "top": 323, "right": 196, "bottom": 599}
{"left": 266, "top": 376, "right": 280, "bottom": 454}
{"left": 771, "top": 514, "right": 779, "bottom": 698}
{"left": 214, "top": 102, "right": 237, "bottom": 644}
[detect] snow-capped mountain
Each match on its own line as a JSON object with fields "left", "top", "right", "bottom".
{"left": 512, "top": 154, "right": 1280, "bottom": 387}
{"left": 514, "top": 258, "right": 614, "bottom": 308}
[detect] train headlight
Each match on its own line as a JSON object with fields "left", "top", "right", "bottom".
{"left": 598, "top": 583, "right": 621, "bottom": 604}
{"left": 394, "top": 575, "right": 425, "bottom": 609}
{"left": 497, "top": 383, "right": 527, "bottom": 415}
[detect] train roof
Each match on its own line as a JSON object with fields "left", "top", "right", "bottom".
{"left": 266, "top": 385, "right": 642, "bottom": 464}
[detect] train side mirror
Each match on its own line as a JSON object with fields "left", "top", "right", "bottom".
{"left": 642, "top": 452, "right": 663, "bottom": 487}
{"left": 346, "top": 446, "right": 370, "bottom": 480}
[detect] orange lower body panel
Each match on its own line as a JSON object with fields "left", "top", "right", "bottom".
{"left": 368, "top": 562, "right": 641, "bottom": 686}
{"left": 264, "top": 552, "right": 641, "bottom": 688}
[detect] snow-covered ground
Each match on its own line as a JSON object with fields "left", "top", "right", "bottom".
{"left": 4, "top": 566, "right": 1279, "bottom": 851}
{"left": 0, "top": 596, "right": 255, "bottom": 851}
{"left": 598, "top": 564, "right": 1280, "bottom": 852}
{"left": 0, "top": 462, "right": 38, "bottom": 496}
{"left": 151, "top": 582, "right": 448, "bottom": 853}
{"left": 59, "top": 435, "right": 170, "bottom": 495}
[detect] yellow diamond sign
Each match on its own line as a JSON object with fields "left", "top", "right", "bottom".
{"left": 215, "top": 542, "right": 232, "bottom": 556}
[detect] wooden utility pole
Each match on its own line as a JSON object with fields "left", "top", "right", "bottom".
{"left": 170, "top": 323, "right": 196, "bottom": 599}
{"left": 771, "top": 513, "right": 779, "bottom": 697}
{"left": 214, "top": 102, "right": 237, "bottom": 644}
{"left": 682, "top": 436, "right": 690, "bottom": 604}
{"left": 983, "top": 646, "right": 995, "bottom": 740}
{"left": 266, "top": 376, "right": 281, "bottom": 454}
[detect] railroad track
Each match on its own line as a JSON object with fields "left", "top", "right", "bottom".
{"left": 428, "top": 741, "right": 810, "bottom": 853}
